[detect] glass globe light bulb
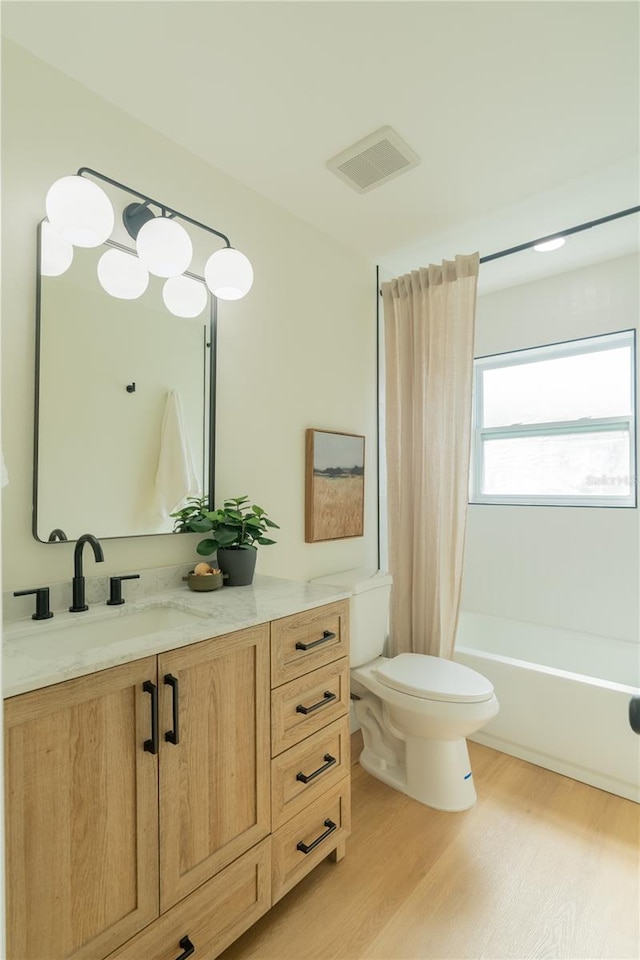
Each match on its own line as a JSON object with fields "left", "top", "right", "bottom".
{"left": 40, "top": 221, "right": 74, "bottom": 276}
{"left": 162, "top": 276, "right": 208, "bottom": 318}
{"left": 204, "top": 248, "right": 253, "bottom": 301}
{"left": 136, "top": 217, "right": 193, "bottom": 278}
{"left": 45, "top": 175, "right": 114, "bottom": 248}
{"left": 97, "top": 249, "right": 149, "bottom": 300}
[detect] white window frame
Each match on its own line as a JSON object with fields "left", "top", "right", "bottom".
{"left": 470, "top": 329, "right": 637, "bottom": 508}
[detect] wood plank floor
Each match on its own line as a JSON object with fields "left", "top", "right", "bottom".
{"left": 220, "top": 734, "right": 640, "bottom": 960}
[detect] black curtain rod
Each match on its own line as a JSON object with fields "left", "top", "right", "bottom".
{"left": 479, "top": 205, "right": 640, "bottom": 265}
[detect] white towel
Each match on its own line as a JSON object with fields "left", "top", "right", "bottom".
{"left": 155, "top": 390, "right": 201, "bottom": 518}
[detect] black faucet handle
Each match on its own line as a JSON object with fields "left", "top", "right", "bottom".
{"left": 14, "top": 587, "right": 54, "bottom": 621}
{"left": 107, "top": 574, "right": 141, "bottom": 606}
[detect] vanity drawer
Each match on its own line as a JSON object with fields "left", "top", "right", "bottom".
{"left": 271, "top": 715, "right": 350, "bottom": 830}
{"left": 106, "top": 838, "right": 270, "bottom": 960}
{"left": 271, "top": 779, "right": 350, "bottom": 904}
{"left": 271, "top": 600, "right": 349, "bottom": 686}
{"left": 271, "top": 658, "right": 349, "bottom": 757}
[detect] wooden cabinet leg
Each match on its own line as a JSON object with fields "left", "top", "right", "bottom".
{"left": 329, "top": 839, "right": 346, "bottom": 863}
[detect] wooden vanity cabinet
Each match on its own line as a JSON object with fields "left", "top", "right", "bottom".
{"left": 4, "top": 657, "right": 160, "bottom": 960}
{"left": 269, "top": 600, "right": 351, "bottom": 903}
{"left": 158, "top": 624, "right": 270, "bottom": 911}
{"left": 4, "top": 601, "right": 350, "bottom": 960}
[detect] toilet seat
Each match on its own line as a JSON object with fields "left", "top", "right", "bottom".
{"left": 374, "top": 653, "right": 494, "bottom": 703}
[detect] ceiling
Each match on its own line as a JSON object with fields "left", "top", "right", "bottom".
{"left": 3, "top": 0, "right": 639, "bottom": 292}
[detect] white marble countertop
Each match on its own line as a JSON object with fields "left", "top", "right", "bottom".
{"left": 2, "top": 575, "right": 350, "bottom": 699}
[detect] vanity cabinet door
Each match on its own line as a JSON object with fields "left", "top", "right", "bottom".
{"left": 158, "top": 624, "right": 271, "bottom": 912}
{"left": 4, "top": 657, "right": 160, "bottom": 960}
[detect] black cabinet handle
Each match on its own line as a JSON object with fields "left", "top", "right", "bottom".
{"left": 164, "top": 674, "right": 180, "bottom": 744}
{"left": 174, "top": 935, "right": 195, "bottom": 960}
{"left": 296, "top": 630, "right": 336, "bottom": 651}
{"left": 143, "top": 680, "right": 158, "bottom": 754}
{"left": 297, "top": 819, "right": 337, "bottom": 855}
{"left": 296, "top": 691, "right": 337, "bottom": 715}
{"left": 296, "top": 754, "right": 337, "bottom": 784}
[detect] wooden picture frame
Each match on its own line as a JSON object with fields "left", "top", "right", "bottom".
{"left": 305, "top": 429, "right": 365, "bottom": 542}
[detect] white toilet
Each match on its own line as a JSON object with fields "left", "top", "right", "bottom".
{"left": 312, "top": 569, "right": 499, "bottom": 812}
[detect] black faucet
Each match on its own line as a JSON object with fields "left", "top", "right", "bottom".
{"left": 69, "top": 533, "right": 105, "bottom": 612}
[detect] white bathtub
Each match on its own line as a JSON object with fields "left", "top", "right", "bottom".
{"left": 454, "top": 612, "right": 640, "bottom": 802}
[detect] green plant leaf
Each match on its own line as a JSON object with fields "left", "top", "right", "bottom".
{"left": 264, "top": 518, "right": 280, "bottom": 528}
{"left": 188, "top": 519, "right": 214, "bottom": 532}
{"left": 196, "top": 538, "right": 218, "bottom": 556}
{"left": 215, "top": 529, "right": 238, "bottom": 546}
{"left": 257, "top": 537, "right": 277, "bottom": 545}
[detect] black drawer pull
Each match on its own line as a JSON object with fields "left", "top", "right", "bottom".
{"left": 174, "top": 935, "right": 195, "bottom": 960}
{"left": 296, "top": 630, "right": 336, "bottom": 651}
{"left": 164, "top": 673, "right": 180, "bottom": 744}
{"left": 296, "top": 753, "right": 337, "bottom": 784}
{"left": 143, "top": 680, "right": 158, "bottom": 755}
{"left": 297, "top": 819, "right": 337, "bottom": 855}
{"left": 296, "top": 691, "right": 336, "bottom": 715}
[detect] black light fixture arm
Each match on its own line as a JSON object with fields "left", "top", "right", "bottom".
{"left": 76, "top": 166, "right": 232, "bottom": 247}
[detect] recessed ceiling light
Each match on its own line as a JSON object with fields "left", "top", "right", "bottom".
{"left": 533, "top": 236, "right": 566, "bottom": 252}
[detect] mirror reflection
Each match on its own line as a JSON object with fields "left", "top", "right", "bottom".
{"left": 34, "top": 226, "right": 213, "bottom": 542}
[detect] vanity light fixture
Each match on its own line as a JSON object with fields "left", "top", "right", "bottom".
{"left": 97, "top": 248, "right": 150, "bottom": 300}
{"left": 162, "top": 275, "right": 209, "bottom": 318}
{"left": 46, "top": 175, "right": 115, "bottom": 247}
{"left": 136, "top": 216, "right": 193, "bottom": 278}
{"left": 43, "top": 168, "right": 254, "bottom": 314}
{"left": 40, "top": 221, "right": 74, "bottom": 277}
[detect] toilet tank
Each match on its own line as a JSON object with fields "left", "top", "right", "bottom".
{"left": 311, "top": 569, "right": 393, "bottom": 667}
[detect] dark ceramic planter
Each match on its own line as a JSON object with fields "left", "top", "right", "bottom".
{"left": 217, "top": 547, "right": 257, "bottom": 586}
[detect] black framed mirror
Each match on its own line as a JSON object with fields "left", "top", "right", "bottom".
{"left": 33, "top": 221, "right": 216, "bottom": 542}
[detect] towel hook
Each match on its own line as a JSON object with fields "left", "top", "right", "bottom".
{"left": 126, "top": 382, "right": 136, "bottom": 393}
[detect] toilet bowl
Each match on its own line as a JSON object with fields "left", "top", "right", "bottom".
{"left": 311, "top": 569, "right": 499, "bottom": 812}
{"left": 352, "top": 654, "right": 498, "bottom": 811}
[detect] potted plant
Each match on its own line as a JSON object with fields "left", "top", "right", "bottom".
{"left": 193, "top": 495, "right": 279, "bottom": 586}
{"left": 170, "top": 496, "right": 212, "bottom": 533}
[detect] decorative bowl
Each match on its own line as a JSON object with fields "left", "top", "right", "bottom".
{"left": 186, "top": 571, "right": 224, "bottom": 592}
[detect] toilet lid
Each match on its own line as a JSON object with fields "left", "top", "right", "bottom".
{"left": 374, "top": 653, "right": 494, "bottom": 703}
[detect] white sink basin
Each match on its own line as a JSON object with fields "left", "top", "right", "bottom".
{"left": 11, "top": 606, "right": 206, "bottom": 660}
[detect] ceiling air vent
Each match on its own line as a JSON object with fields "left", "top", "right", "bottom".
{"left": 327, "top": 126, "right": 420, "bottom": 194}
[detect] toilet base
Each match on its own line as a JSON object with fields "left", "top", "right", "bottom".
{"left": 404, "top": 735, "right": 477, "bottom": 811}
{"left": 358, "top": 735, "right": 478, "bottom": 812}
{"left": 359, "top": 746, "right": 407, "bottom": 795}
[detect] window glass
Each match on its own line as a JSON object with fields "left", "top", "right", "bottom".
{"left": 472, "top": 330, "right": 636, "bottom": 507}
{"left": 482, "top": 431, "right": 632, "bottom": 497}
{"left": 482, "top": 346, "right": 633, "bottom": 428}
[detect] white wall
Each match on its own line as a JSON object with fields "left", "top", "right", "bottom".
{"left": 1, "top": 40, "right": 378, "bottom": 592}
{"left": 462, "top": 253, "right": 639, "bottom": 642}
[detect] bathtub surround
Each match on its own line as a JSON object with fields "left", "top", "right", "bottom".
{"left": 463, "top": 253, "right": 639, "bottom": 644}
{"left": 455, "top": 612, "right": 640, "bottom": 802}
{"left": 382, "top": 254, "right": 479, "bottom": 659}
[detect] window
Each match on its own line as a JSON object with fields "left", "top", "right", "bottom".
{"left": 470, "top": 330, "right": 636, "bottom": 507}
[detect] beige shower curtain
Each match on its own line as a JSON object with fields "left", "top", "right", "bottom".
{"left": 381, "top": 254, "right": 479, "bottom": 659}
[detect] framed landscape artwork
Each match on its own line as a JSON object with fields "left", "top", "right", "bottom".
{"left": 305, "top": 429, "right": 365, "bottom": 542}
